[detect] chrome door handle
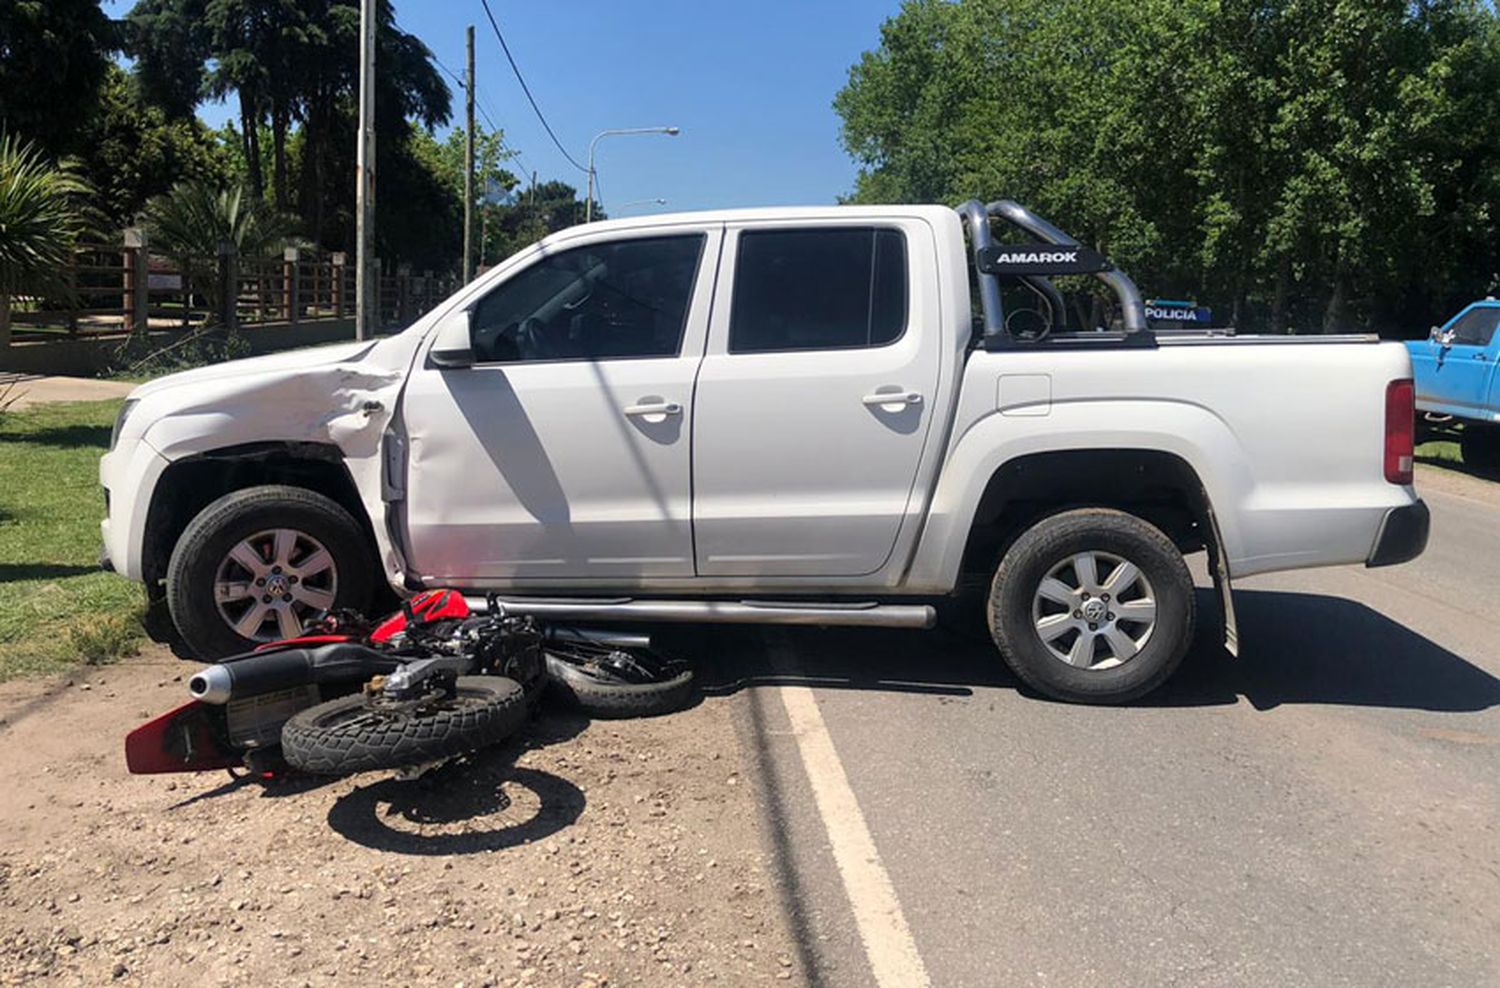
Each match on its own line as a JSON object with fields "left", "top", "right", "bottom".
{"left": 862, "top": 390, "right": 923, "bottom": 407}
{"left": 623, "top": 400, "right": 682, "bottom": 416}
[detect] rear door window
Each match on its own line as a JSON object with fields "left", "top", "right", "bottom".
{"left": 729, "top": 228, "right": 907, "bottom": 353}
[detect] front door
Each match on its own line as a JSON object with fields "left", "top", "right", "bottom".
{"left": 1415, "top": 304, "right": 1500, "bottom": 415}
{"left": 400, "top": 227, "right": 719, "bottom": 584}
{"left": 691, "top": 222, "right": 942, "bottom": 577}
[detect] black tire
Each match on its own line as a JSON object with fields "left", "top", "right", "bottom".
{"left": 935, "top": 575, "right": 993, "bottom": 644}
{"left": 166, "top": 485, "right": 378, "bottom": 659}
{"left": 1460, "top": 427, "right": 1500, "bottom": 473}
{"left": 544, "top": 648, "right": 695, "bottom": 719}
{"left": 988, "top": 508, "right": 1195, "bottom": 704}
{"left": 281, "top": 676, "right": 528, "bottom": 775}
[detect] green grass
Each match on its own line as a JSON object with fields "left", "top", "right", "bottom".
{"left": 0, "top": 399, "right": 144, "bottom": 680}
{"left": 1416, "top": 438, "right": 1462, "bottom": 467}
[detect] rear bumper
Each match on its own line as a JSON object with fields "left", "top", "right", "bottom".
{"left": 1366, "top": 499, "right": 1430, "bottom": 568}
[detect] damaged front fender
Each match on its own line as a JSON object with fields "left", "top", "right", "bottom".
{"left": 130, "top": 333, "right": 427, "bottom": 588}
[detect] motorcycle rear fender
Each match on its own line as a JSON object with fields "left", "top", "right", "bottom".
{"left": 125, "top": 700, "right": 240, "bottom": 774}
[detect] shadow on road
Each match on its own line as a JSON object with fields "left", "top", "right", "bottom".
{"left": 326, "top": 758, "right": 586, "bottom": 856}
{"left": 688, "top": 588, "right": 1500, "bottom": 714}
{"left": 321, "top": 709, "right": 591, "bottom": 855}
{"left": 165, "top": 707, "right": 593, "bottom": 854}
{"left": 1415, "top": 453, "right": 1500, "bottom": 483}
{"left": 0, "top": 562, "right": 102, "bottom": 582}
{"left": 1157, "top": 589, "right": 1500, "bottom": 711}
{"left": 0, "top": 423, "right": 112, "bottom": 449}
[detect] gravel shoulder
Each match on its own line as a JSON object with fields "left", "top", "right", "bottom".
{"left": 0, "top": 646, "right": 802, "bottom": 987}
{"left": 1415, "top": 460, "right": 1500, "bottom": 506}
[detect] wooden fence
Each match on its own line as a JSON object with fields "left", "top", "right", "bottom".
{"left": 3, "top": 228, "right": 459, "bottom": 345}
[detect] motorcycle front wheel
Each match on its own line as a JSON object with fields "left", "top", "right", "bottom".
{"left": 281, "top": 676, "right": 528, "bottom": 775}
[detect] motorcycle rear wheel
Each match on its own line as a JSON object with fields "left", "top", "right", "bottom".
{"left": 281, "top": 676, "right": 527, "bottom": 775}
{"left": 544, "top": 643, "right": 695, "bottom": 719}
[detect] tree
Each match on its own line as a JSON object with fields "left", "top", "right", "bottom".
{"left": 836, "top": 0, "right": 1500, "bottom": 335}
{"left": 480, "top": 180, "right": 591, "bottom": 263}
{"left": 0, "top": 136, "right": 96, "bottom": 346}
{"left": 122, "top": 0, "right": 212, "bottom": 121}
{"left": 126, "top": 0, "right": 452, "bottom": 255}
{"left": 289, "top": 0, "right": 451, "bottom": 255}
{"left": 0, "top": 0, "right": 115, "bottom": 157}
{"left": 75, "top": 66, "right": 231, "bottom": 226}
{"left": 409, "top": 123, "right": 519, "bottom": 265}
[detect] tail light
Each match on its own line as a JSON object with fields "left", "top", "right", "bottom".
{"left": 1384, "top": 378, "right": 1415, "bottom": 485}
{"left": 125, "top": 701, "right": 240, "bottom": 774}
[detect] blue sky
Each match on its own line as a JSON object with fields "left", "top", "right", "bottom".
{"left": 115, "top": 0, "right": 904, "bottom": 214}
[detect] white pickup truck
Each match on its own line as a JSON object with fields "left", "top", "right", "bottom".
{"left": 100, "top": 200, "right": 1429, "bottom": 703}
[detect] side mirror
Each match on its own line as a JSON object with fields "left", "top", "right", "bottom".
{"left": 1429, "top": 325, "right": 1442, "bottom": 341}
{"left": 428, "top": 307, "right": 475, "bottom": 368}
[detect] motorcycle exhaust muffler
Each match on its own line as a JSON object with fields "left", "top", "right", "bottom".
{"left": 189, "top": 643, "right": 401, "bottom": 705}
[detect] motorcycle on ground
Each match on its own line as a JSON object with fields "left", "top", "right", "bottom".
{"left": 125, "top": 590, "right": 695, "bottom": 779}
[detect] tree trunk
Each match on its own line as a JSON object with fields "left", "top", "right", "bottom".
{"left": 312, "top": 90, "right": 328, "bottom": 247}
{"left": 1322, "top": 255, "right": 1349, "bottom": 334}
{"left": 240, "top": 91, "right": 263, "bottom": 201}
{"left": 272, "top": 100, "right": 288, "bottom": 212}
{"left": 299, "top": 82, "right": 330, "bottom": 249}
{"left": 1230, "top": 257, "right": 1248, "bottom": 330}
{"left": 1270, "top": 256, "right": 1290, "bottom": 333}
{"left": 0, "top": 293, "right": 11, "bottom": 348}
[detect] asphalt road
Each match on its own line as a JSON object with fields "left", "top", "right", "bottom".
{"left": 703, "top": 465, "right": 1500, "bottom": 987}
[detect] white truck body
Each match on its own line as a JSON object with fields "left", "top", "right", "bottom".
{"left": 99, "top": 203, "right": 1426, "bottom": 677}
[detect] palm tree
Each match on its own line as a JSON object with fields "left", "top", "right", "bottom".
{"left": 0, "top": 135, "right": 95, "bottom": 347}
{"left": 143, "top": 179, "right": 300, "bottom": 259}
{"left": 143, "top": 180, "right": 301, "bottom": 317}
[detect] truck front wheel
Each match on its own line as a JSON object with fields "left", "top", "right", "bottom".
{"left": 166, "top": 485, "right": 378, "bottom": 659}
{"left": 988, "top": 508, "right": 1195, "bottom": 704}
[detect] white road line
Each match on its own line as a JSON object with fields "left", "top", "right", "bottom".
{"left": 770, "top": 636, "right": 932, "bottom": 988}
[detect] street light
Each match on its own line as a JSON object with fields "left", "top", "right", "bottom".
{"left": 616, "top": 198, "right": 669, "bottom": 213}
{"left": 586, "top": 127, "right": 680, "bottom": 223}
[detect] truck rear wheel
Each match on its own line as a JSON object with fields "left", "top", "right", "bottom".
{"left": 988, "top": 508, "right": 1195, "bottom": 704}
{"left": 166, "top": 485, "right": 378, "bottom": 659}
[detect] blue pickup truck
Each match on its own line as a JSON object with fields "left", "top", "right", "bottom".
{"left": 1407, "top": 300, "right": 1500, "bottom": 470}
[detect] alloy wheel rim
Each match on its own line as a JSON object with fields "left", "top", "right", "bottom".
{"left": 1030, "top": 550, "right": 1157, "bottom": 671}
{"left": 213, "top": 528, "right": 338, "bottom": 642}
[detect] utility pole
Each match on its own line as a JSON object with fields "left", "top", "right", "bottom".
{"left": 354, "top": 0, "right": 376, "bottom": 340}
{"left": 463, "top": 24, "right": 476, "bottom": 283}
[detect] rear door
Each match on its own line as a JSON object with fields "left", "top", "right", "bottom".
{"left": 1415, "top": 304, "right": 1500, "bottom": 416}
{"left": 690, "top": 220, "right": 942, "bottom": 577}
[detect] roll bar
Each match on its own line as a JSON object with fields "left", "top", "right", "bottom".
{"left": 956, "top": 199, "right": 1149, "bottom": 342}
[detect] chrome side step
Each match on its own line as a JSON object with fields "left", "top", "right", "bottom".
{"left": 466, "top": 596, "right": 935, "bottom": 629}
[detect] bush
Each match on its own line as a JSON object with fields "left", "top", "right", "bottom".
{"left": 105, "top": 326, "right": 252, "bottom": 378}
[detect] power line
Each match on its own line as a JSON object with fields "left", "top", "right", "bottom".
{"left": 424, "top": 41, "right": 538, "bottom": 187}
{"left": 476, "top": 0, "right": 589, "bottom": 173}
{"left": 401, "top": 19, "right": 554, "bottom": 211}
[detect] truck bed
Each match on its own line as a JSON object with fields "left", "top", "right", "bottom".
{"left": 907, "top": 335, "right": 1415, "bottom": 589}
